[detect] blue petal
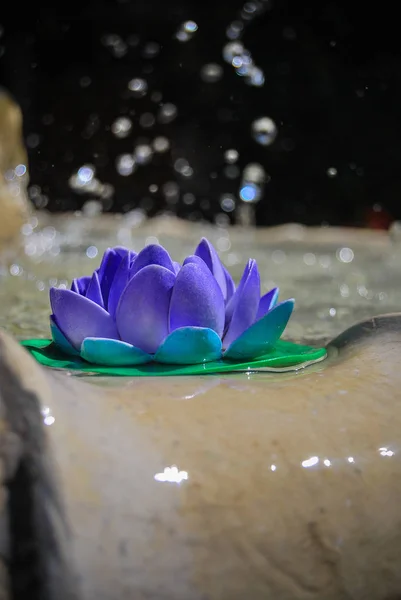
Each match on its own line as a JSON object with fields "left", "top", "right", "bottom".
{"left": 173, "top": 261, "right": 181, "bottom": 274}
{"left": 80, "top": 337, "right": 152, "bottom": 366}
{"left": 85, "top": 272, "right": 104, "bottom": 308}
{"left": 116, "top": 264, "right": 175, "bottom": 354}
{"left": 223, "top": 265, "right": 235, "bottom": 303}
{"left": 97, "top": 246, "right": 135, "bottom": 308}
{"left": 223, "top": 299, "right": 295, "bottom": 360}
{"left": 107, "top": 255, "right": 131, "bottom": 318}
{"left": 183, "top": 254, "right": 206, "bottom": 268}
{"left": 50, "top": 315, "right": 80, "bottom": 356}
{"left": 256, "top": 287, "right": 279, "bottom": 321}
{"left": 50, "top": 288, "right": 119, "bottom": 350}
{"left": 154, "top": 327, "right": 222, "bottom": 364}
{"left": 114, "top": 246, "right": 134, "bottom": 260}
{"left": 194, "top": 238, "right": 228, "bottom": 300}
{"left": 71, "top": 276, "right": 91, "bottom": 295}
{"left": 223, "top": 259, "right": 260, "bottom": 349}
{"left": 130, "top": 244, "right": 175, "bottom": 278}
{"left": 169, "top": 262, "right": 225, "bottom": 337}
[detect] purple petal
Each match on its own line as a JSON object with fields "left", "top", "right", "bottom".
{"left": 223, "top": 265, "right": 235, "bottom": 303}
{"left": 50, "top": 315, "right": 80, "bottom": 356}
{"left": 256, "top": 287, "right": 279, "bottom": 321}
{"left": 116, "top": 264, "right": 175, "bottom": 354}
{"left": 173, "top": 261, "right": 181, "bottom": 274}
{"left": 97, "top": 249, "right": 125, "bottom": 308}
{"left": 130, "top": 244, "right": 175, "bottom": 278}
{"left": 223, "top": 259, "right": 260, "bottom": 349}
{"left": 107, "top": 255, "right": 131, "bottom": 318}
{"left": 183, "top": 255, "right": 207, "bottom": 268}
{"left": 194, "top": 238, "right": 227, "bottom": 300}
{"left": 50, "top": 288, "right": 119, "bottom": 350}
{"left": 169, "top": 262, "right": 225, "bottom": 337}
{"left": 85, "top": 272, "right": 104, "bottom": 308}
{"left": 71, "top": 276, "right": 91, "bottom": 295}
{"left": 225, "top": 259, "right": 256, "bottom": 325}
{"left": 114, "top": 246, "right": 134, "bottom": 259}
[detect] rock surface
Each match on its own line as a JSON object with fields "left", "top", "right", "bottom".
{"left": 0, "top": 330, "right": 79, "bottom": 600}
{"left": 1, "top": 315, "right": 401, "bottom": 599}
{"left": 0, "top": 90, "right": 30, "bottom": 247}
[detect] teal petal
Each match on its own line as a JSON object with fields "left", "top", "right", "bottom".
{"left": 223, "top": 299, "right": 295, "bottom": 360}
{"left": 154, "top": 327, "right": 222, "bottom": 364}
{"left": 80, "top": 337, "right": 152, "bottom": 366}
{"left": 50, "top": 316, "right": 80, "bottom": 356}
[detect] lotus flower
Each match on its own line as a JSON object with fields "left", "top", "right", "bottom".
{"left": 49, "top": 239, "right": 294, "bottom": 366}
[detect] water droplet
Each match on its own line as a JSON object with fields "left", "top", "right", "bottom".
{"left": 174, "top": 158, "right": 193, "bottom": 177}
{"left": 162, "top": 181, "right": 180, "bottom": 204}
{"left": 139, "top": 112, "right": 155, "bottom": 128}
{"left": 303, "top": 253, "right": 316, "bottom": 266}
{"left": 226, "top": 21, "right": 244, "bottom": 40}
{"left": 224, "top": 149, "right": 239, "bottom": 163}
{"left": 26, "top": 133, "right": 41, "bottom": 148}
{"left": 302, "top": 456, "right": 319, "bottom": 468}
{"left": 175, "top": 20, "right": 198, "bottom": 42}
{"left": 86, "top": 245, "right": 99, "bottom": 258}
{"left": 10, "top": 264, "right": 22, "bottom": 276}
{"left": 242, "top": 1, "right": 260, "bottom": 19}
{"left": 157, "top": 103, "right": 177, "bottom": 124}
{"left": 128, "top": 78, "right": 148, "bottom": 97}
{"left": 151, "top": 91, "right": 163, "bottom": 103}
{"left": 239, "top": 183, "right": 261, "bottom": 203}
{"left": 15, "top": 164, "right": 27, "bottom": 177}
{"left": 242, "top": 162, "right": 266, "bottom": 183}
{"left": 220, "top": 194, "right": 236, "bottom": 212}
{"left": 102, "top": 34, "right": 127, "bottom": 58}
{"left": 246, "top": 66, "right": 265, "bottom": 87}
{"left": 183, "top": 20, "right": 198, "bottom": 33}
{"left": 183, "top": 193, "right": 196, "bottom": 205}
{"left": 337, "top": 247, "right": 354, "bottom": 263}
{"left": 153, "top": 136, "right": 170, "bottom": 152}
{"left": 111, "top": 117, "right": 132, "bottom": 138}
{"left": 134, "top": 144, "right": 153, "bottom": 164}
{"left": 142, "top": 41, "right": 160, "bottom": 58}
{"left": 77, "top": 164, "right": 95, "bottom": 184}
{"left": 116, "top": 154, "right": 136, "bottom": 176}
{"left": 251, "top": 117, "right": 277, "bottom": 146}
{"left": 224, "top": 165, "right": 240, "bottom": 179}
{"left": 200, "top": 63, "right": 223, "bottom": 83}
{"left": 223, "top": 41, "right": 244, "bottom": 64}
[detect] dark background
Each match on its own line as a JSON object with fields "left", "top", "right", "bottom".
{"left": 0, "top": 0, "right": 399, "bottom": 228}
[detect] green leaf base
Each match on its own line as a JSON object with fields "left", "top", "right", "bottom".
{"left": 20, "top": 338, "right": 327, "bottom": 376}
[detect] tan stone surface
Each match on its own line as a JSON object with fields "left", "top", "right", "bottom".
{"left": 13, "top": 313, "right": 400, "bottom": 600}
{"left": 0, "top": 91, "right": 30, "bottom": 247}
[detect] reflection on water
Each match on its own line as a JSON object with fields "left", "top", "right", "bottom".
{"left": 154, "top": 465, "right": 189, "bottom": 484}
{"left": 0, "top": 213, "right": 400, "bottom": 345}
